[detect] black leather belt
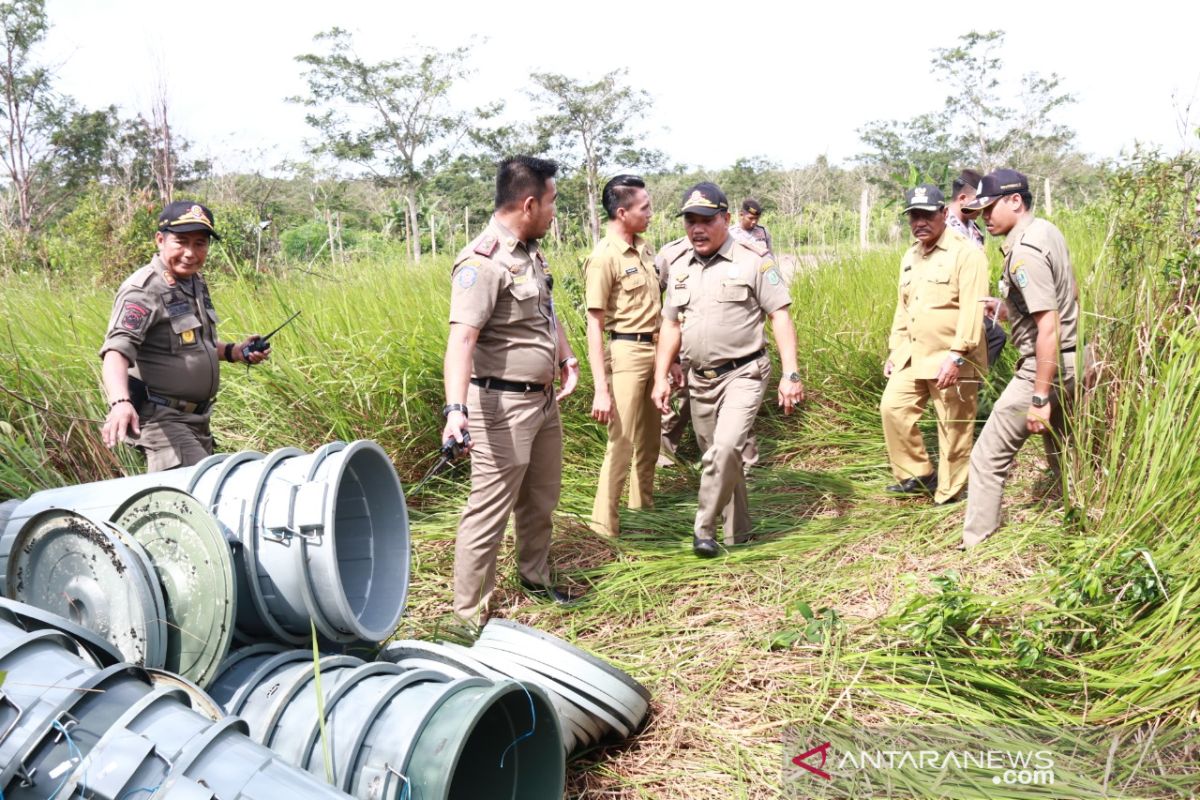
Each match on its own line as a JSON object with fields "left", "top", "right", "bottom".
{"left": 609, "top": 331, "right": 657, "bottom": 343}
{"left": 146, "top": 391, "right": 211, "bottom": 415}
{"left": 471, "top": 377, "right": 547, "bottom": 393}
{"left": 1061, "top": 347, "right": 1075, "bottom": 353}
{"left": 693, "top": 349, "right": 766, "bottom": 380}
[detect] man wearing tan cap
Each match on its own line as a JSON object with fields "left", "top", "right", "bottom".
{"left": 585, "top": 174, "right": 680, "bottom": 537}
{"left": 99, "top": 201, "right": 269, "bottom": 471}
{"left": 651, "top": 182, "right": 804, "bottom": 557}
{"left": 960, "top": 168, "right": 1080, "bottom": 549}
{"left": 881, "top": 184, "right": 988, "bottom": 503}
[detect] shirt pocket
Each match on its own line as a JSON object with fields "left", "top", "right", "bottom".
{"left": 719, "top": 281, "right": 751, "bottom": 303}
{"left": 169, "top": 313, "right": 202, "bottom": 352}
{"left": 502, "top": 278, "right": 541, "bottom": 321}
{"left": 619, "top": 271, "right": 646, "bottom": 292}
{"left": 923, "top": 270, "right": 957, "bottom": 308}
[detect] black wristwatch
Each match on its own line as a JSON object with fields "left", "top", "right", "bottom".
{"left": 442, "top": 403, "right": 469, "bottom": 418}
{"left": 784, "top": 371, "right": 802, "bottom": 383}
{"left": 950, "top": 352, "right": 966, "bottom": 367}
{"left": 1031, "top": 393, "right": 1051, "bottom": 408}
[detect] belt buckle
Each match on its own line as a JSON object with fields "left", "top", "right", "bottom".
{"left": 701, "top": 368, "right": 718, "bottom": 379}
{"left": 180, "top": 400, "right": 197, "bottom": 414}
{"left": 651, "top": 332, "right": 659, "bottom": 344}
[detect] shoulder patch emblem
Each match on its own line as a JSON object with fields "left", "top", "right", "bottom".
{"left": 766, "top": 268, "right": 781, "bottom": 286}
{"left": 1014, "top": 267, "right": 1029, "bottom": 289}
{"left": 455, "top": 265, "right": 478, "bottom": 289}
{"left": 473, "top": 235, "right": 499, "bottom": 258}
{"left": 120, "top": 301, "right": 150, "bottom": 332}
{"left": 759, "top": 259, "right": 777, "bottom": 274}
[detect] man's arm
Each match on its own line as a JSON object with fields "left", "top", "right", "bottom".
{"left": 442, "top": 322, "right": 480, "bottom": 446}
{"left": 554, "top": 312, "right": 580, "bottom": 402}
{"left": 651, "top": 319, "right": 682, "bottom": 414}
{"left": 935, "top": 249, "right": 989, "bottom": 389}
{"left": 1027, "top": 309, "right": 1060, "bottom": 434}
{"left": 100, "top": 349, "right": 139, "bottom": 447}
{"left": 885, "top": 269, "right": 908, "bottom": 378}
{"left": 768, "top": 308, "right": 804, "bottom": 414}
{"left": 585, "top": 309, "right": 611, "bottom": 422}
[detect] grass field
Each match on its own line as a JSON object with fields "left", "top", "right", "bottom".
{"left": 2, "top": 201, "right": 1198, "bottom": 797}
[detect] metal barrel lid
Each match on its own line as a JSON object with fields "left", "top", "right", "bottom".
{"left": 112, "top": 487, "right": 237, "bottom": 688}
{"left": 0, "top": 597, "right": 124, "bottom": 667}
{"left": 471, "top": 636, "right": 645, "bottom": 730}
{"left": 146, "top": 667, "right": 227, "bottom": 721}
{"left": 101, "top": 519, "right": 169, "bottom": 669}
{"left": 6, "top": 509, "right": 166, "bottom": 668}
{"left": 484, "top": 618, "right": 653, "bottom": 703}
{"left": 464, "top": 641, "right": 621, "bottom": 740}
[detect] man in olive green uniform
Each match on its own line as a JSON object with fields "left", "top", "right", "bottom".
{"left": 100, "top": 201, "right": 268, "bottom": 472}
{"left": 961, "top": 169, "right": 1080, "bottom": 548}
{"left": 585, "top": 174, "right": 678, "bottom": 536}
{"left": 442, "top": 156, "right": 581, "bottom": 622}
{"left": 881, "top": 185, "right": 988, "bottom": 504}
{"left": 651, "top": 183, "right": 804, "bottom": 557}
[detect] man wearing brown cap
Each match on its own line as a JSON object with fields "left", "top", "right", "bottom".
{"left": 442, "top": 155, "right": 581, "bottom": 621}
{"left": 651, "top": 182, "right": 803, "bottom": 557}
{"left": 961, "top": 168, "right": 1080, "bottom": 549}
{"left": 881, "top": 184, "right": 988, "bottom": 503}
{"left": 585, "top": 174, "right": 679, "bottom": 537}
{"left": 100, "top": 201, "right": 269, "bottom": 472}
{"left": 729, "top": 198, "right": 773, "bottom": 253}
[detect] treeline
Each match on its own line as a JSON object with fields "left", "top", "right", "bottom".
{"left": 0, "top": 2, "right": 1117, "bottom": 277}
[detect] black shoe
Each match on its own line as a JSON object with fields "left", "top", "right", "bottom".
{"left": 886, "top": 473, "right": 938, "bottom": 495}
{"left": 518, "top": 578, "right": 581, "bottom": 605}
{"left": 692, "top": 536, "right": 719, "bottom": 558}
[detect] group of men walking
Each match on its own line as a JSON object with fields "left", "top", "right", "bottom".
{"left": 96, "top": 160, "right": 1081, "bottom": 625}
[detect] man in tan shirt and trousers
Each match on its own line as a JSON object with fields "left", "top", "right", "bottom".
{"left": 585, "top": 174, "right": 681, "bottom": 537}
{"left": 651, "top": 183, "right": 804, "bottom": 557}
{"left": 881, "top": 185, "right": 989, "bottom": 504}
{"left": 442, "top": 156, "right": 582, "bottom": 622}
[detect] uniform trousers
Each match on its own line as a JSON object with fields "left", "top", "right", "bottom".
{"left": 689, "top": 355, "right": 770, "bottom": 545}
{"left": 453, "top": 382, "right": 561, "bottom": 621}
{"left": 962, "top": 355, "right": 1077, "bottom": 548}
{"left": 660, "top": 359, "right": 761, "bottom": 470}
{"left": 590, "top": 340, "right": 659, "bottom": 536}
{"left": 129, "top": 404, "right": 214, "bottom": 472}
{"left": 880, "top": 369, "right": 979, "bottom": 503}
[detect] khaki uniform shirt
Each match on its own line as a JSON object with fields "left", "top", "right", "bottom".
{"left": 100, "top": 256, "right": 220, "bottom": 403}
{"left": 449, "top": 217, "right": 556, "bottom": 384}
{"left": 999, "top": 216, "right": 1079, "bottom": 358}
{"left": 887, "top": 228, "right": 989, "bottom": 379}
{"left": 729, "top": 223, "right": 773, "bottom": 253}
{"left": 660, "top": 235, "right": 790, "bottom": 368}
{"left": 583, "top": 233, "right": 664, "bottom": 333}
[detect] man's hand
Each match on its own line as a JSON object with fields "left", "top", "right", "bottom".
{"left": 777, "top": 375, "right": 805, "bottom": 415}
{"left": 556, "top": 358, "right": 580, "bottom": 402}
{"left": 983, "top": 297, "right": 1008, "bottom": 323}
{"left": 101, "top": 401, "right": 140, "bottom": 448}
{"left": 668, "top": 361, "right": 686, "bottom": 391}
{"left": 651, "top": 376, "right": 672, "bottom": 414}
{"left": 1027, "top": 402, "right": 1051, "bottom": 435}
{"left": 441, "top": 409, "right": 470, "bottom": 452}
{"left": 935, "top": 355, "right": 961, "bottom": 389}
{"left": 591, "top": 388, "right": 613, "bottom": 424}
{"left": 237, "top": 334, "right": 271, "bottom": 365}
{"left": 883, "top": 358, "right": 894, "bottom": 378}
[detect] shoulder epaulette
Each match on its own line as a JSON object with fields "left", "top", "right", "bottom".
{"left": 1018, "top": 240, "right": 1044, "bottom": 255}
{"left": 735, "top": 238, "right": 768, "bottom": 257}
{"left": 473, "top": 234, "right": 499, "bottom": 258}
{"left": 129, "top": 264, "right": 156, "bottom": 289}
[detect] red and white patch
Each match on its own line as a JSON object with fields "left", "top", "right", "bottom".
{"left": 120, "top": 301, "right": 150, "bottom": 331}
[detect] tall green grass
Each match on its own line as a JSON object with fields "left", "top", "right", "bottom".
{"left": 1, "top": 194, "right": 1198, "bottom": 797}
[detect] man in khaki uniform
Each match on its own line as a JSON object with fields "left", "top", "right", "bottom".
{"left": 442, "top": 156, "right": 581, "bottom": 622}
{"left": 881, "top": 185, "right": 988, "bottom": 503}
{"left": 100, "top": 201, "right": 268, "bottom": 472}
{"left": 651, "top": 183, "right": 804, "bottom": 557}
{"left": 585, "top": 174, "right": 679, "bottom": 536}
{"left": 961, "top": 169, "right": 1080, "bottom": 548}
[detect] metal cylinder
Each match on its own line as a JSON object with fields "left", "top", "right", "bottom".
{"left": 1, "top": 440, "right": 409, "bottom": 648}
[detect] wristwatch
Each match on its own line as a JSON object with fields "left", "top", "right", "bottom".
{"left": 784, "top": 371, "right": 802, "bottom": 383}
{"left": 949, "top": 353, "right": 966, "bottom": 367}
{"left": 1031, "top": 393, "right": 1051, "bottom": 408}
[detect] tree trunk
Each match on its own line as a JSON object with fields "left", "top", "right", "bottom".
{"left": 1043, "top": 177, "right": 1054, "bottom": 216}
{"left": 585, "top": 168, "right": 600, "bottom": 242}
{"left": 406, "top": 194, "right": 421, "bottom": 263}
{"left": 858, "top": 188, "right": 871, "bottom": 250}
{"left": 431, "top": 212, "right": 437, "bottom": 257}
{"left": 463, "top": 206, "right": 470, "bottom": 247}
